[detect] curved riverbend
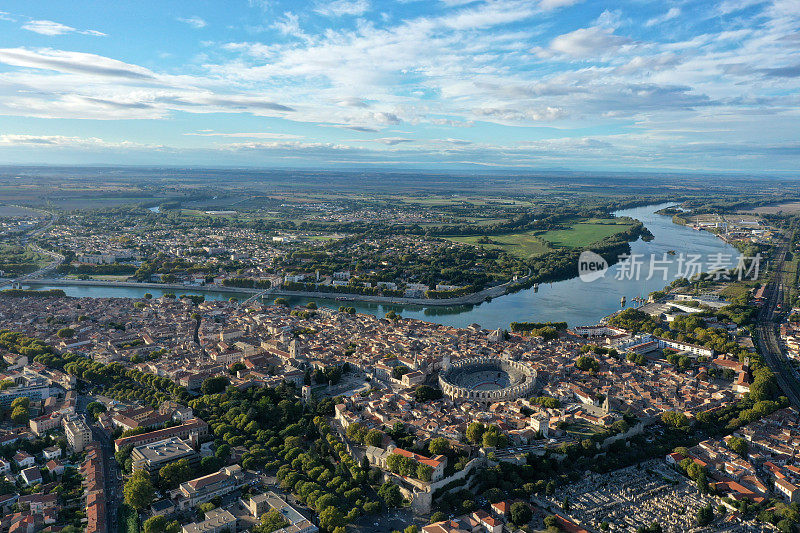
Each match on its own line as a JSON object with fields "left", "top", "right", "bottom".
{"left": 27, "top": 203, "right": 740, "bottom": 329}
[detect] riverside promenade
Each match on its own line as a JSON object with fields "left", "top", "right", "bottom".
{"left": 24, "top": 275, "right": 529, "bottom": 307}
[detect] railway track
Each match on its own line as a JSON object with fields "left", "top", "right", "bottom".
{"left": 755, "top": 240, "right": 800, "bottom": 408}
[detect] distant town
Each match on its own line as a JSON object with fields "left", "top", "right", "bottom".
{"left": 2, "top": 172, "right": 800, "bottom": 533}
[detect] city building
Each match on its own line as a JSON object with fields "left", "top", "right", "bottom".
{"left": 181, "top": 508, "right": 237, "bottom": 533}
{"left": 114, "top": 418, "right": 208, "bottom": 451}
{"left": 177, "top": 465, "right": 245, "bottom": 508}
{"left": 246, "top": 492, "right": 318, "bottom": 533}
{"left": 131, "top": 437, "right": 199, "bottom": 476}
{"left": 63, "top": 416, "right": 92, "bottom": 453}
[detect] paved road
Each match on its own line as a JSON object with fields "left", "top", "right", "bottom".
{"left": 755, "top": 240, "right": 800, "bottom": 408}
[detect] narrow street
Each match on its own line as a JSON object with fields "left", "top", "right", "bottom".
{"left": 79, "top": 394, "right": 121, "bottom": 533}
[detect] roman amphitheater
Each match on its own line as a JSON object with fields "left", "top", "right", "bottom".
{"left": 438, "top": 356, "right": 536, "bottom": 402}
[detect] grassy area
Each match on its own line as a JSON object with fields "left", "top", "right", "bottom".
{"left": 446, "top": 218, "right": 636, "bottom": 259}
{"left": 748, "top": 201, "right": 800, "bottom": 214}
{"left": 66, "top": 274, "right": 131, "bottom": 281}
{"left": 446, "top": 232, "right": 553, "bottom": 259}
{"left": 719, "top": 280, "right": 759, "bottom": 303}
{"left": 540, "top": 219, "right": 635, "bottom": 248}
{"left": 782, "top": 253, "right": 799, "bottom": 308}
{"left": 0, "top": 244, "right": 51, "bottom": 275}
{"left": 562, "top": 421, "right": 605, "bottom": 438}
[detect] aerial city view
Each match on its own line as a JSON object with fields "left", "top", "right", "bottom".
{"left": 1, "top": 1, "right": 800, "bottom": 533}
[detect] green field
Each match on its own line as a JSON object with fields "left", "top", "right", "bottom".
{"left": 540, "top": 219, "right": 634, "bottom": 248}
{"left": 447, "top": 218, "right": 635, "bottom": 259}
{"left": 447, "top": 232, "right": 553, "bottom": 259}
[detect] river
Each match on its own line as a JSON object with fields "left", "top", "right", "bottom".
{"left": 30, "top": 203, "right": 741, "bottom": 329}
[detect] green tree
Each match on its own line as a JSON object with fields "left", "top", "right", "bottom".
{"left": 215, "top": 444, "right": 231, "bottom": 460}
{"left": 696, "top": 503, "right": 714, "bottom": 526}
{"left": 576, "top": 355, "right": 600, "bottom": 372}
{"left": 57, "top": 327, "right": 74, "bottom": 338}
{"left": 416, "top": 464, "right": 433, "bottom": 482}
{"left": 86, "top": 401, "right": 107, "bottom": 420}
{"left": 124, "top": 470, "right": 155, "bottom": 511}
{"left": 201, "top": 376, "right": 229, "bottom": 395}
{"left": 254, "top": 509, "right": 289, "bottom": 533}
{"left": 482, "top": 430, "right": 499, "bottom": 448}
{"left": 365, "top": 429, "right": 384, "bottom": 447}
{"left": 319, "top": 506, "right": 346, "bottom": 530}
{"left": 661, "top": 411, "right": 689, "bottom": 430}
{"left": 10, "top": 404, "right": 29, "bottom": 425}
{"left": 198, "top": 502, "right": 216, "bottom": 513}
{"left": 414, "top": 385, "right": 442, "bottom": 403}
{"left": 159, "top": 458, "right": 192, "bottom": 489}
{"left": 510, "top": 501, "right": 532, "bottom": 526}
{"left": 144, "top": 515, "right": 167, "bottom": 533}
{"left": 391, "top": 366, "right": 410, "bottom": 379}
{"left": 428, "top": 438, "right": 450, "bottom": 456}
{"left": 466, "top": 421, "right": 485, "bottom": 444}
{"left": 378, "top": 481, "right": 403, "bottom": 508}
{"left": 728, "top": 436, "right": 748, "bottom": 457}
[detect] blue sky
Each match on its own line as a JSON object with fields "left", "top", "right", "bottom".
{"left": 0, "top": 0, "right": 798, "bottom": 172}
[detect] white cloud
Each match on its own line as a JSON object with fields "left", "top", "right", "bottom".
{"left": 21, "top": 19, "right": 105, "bottom": 36}
{"left": 541, "top": 26, "right": 631, "bottom": 58}
{"left": 248, "top": 0, "right": 272, "bottom": 9}
{"left": 315, "top": 0, "right": 370, "bottom": 17}
{"left": 539, "top": 0, "right": 583, "bottom": 10}
{"left": 178, "top": 16, "right": 207, "bottom": 29}
{"left": 439, "top": 0, "right": 479, "bottom": 6}
{"left": 440, "top": 0, "right": 536, "bottom": 30}
{"left": 370, "top": 137, "right": 415, "bottom": 145}
{"left": 473, "top": 106, "right": 567, "bottom": 121}
{"left": 183, "top": 131, "right": 303, "bottom": 139}
{"left": 646, "top": 7, "right": 681, "bottom": 27}
{"left": 0, "top": 134, "right": 153, "bottom": 149}
{"left": 0, "top": 0, "right": 798, "bottom": 172}
{"left": 717, "top": 0, "right": 767, "bottom": 16}
{"left": 0, "top": 47, "right": 154, "bottom": 79}
{"left": 271, "top": 12, "right": 308, "bottom": 40}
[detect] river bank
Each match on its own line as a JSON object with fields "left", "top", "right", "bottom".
{"left": 19, "top": 203, "right": 744, "bottom": 329}
{"left": 24, "top": 274, "right": 526, "bottom": 307}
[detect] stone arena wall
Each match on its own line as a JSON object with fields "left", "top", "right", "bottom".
{"left": 439, "top": 356, "right": 536, "bottom": 402}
